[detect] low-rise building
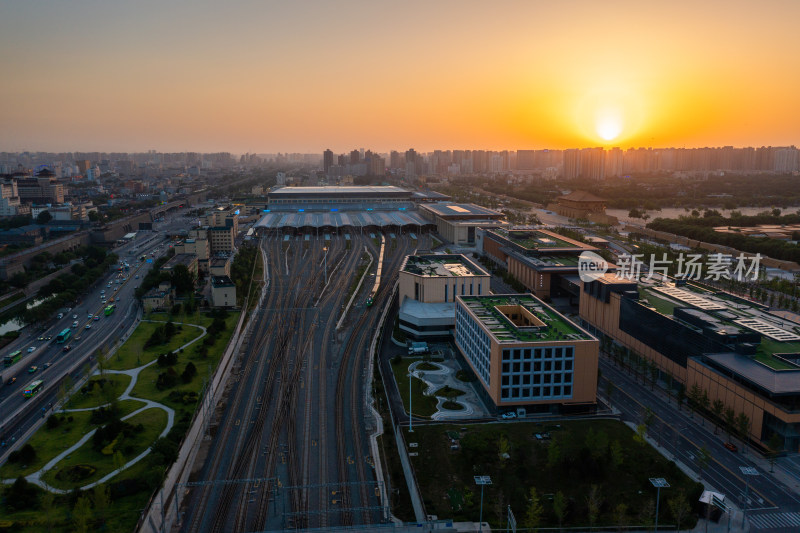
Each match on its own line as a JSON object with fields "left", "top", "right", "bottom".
{"left": 398, "top": 254, "right": 491, "bottom": 340}
{"left": 479, "top": 227, "right": 609, "bottom": 301}
{"left": 142, "top": 281, "right": 174, "bottom": 312}
{"left": 209, "top": 256, "right": 232, "bottom": 277}
{"left": 418, "top": 203, "right": 507, "bottom": 245}
{"left": 210, "top": 275, "right": 236, "bottom": 307}
{"left": 161, "top": 253, "right": 198, "bottom": 278}
{"left": 580, "top": 274, "right": 800, "bottom": 452}
{"left": 455, "top": 293, "right": 599, "bottom": 413}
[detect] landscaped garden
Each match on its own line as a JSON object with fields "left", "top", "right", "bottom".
{"left": 404, "top": 420, "right": 703, "bottom": 530}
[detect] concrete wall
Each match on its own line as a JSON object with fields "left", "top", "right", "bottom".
{"left": 398, "top": 271, "right": 490, "bottom": 303}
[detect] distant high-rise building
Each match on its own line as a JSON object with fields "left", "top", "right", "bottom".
{"left": 516, "top": 150, "right": 536, "bottom": 170}
{"left": 580, "top": 148, "right": 605, "bottom": 180}
{"left": 323, "top": 149, "right": 333, "bottom": 174}
{"left": 76, "top": 160, "right": 91, "bottom": 174}
{"left": 350, "top": 149, "right": 360, "bottom": 165}
{"left": 604, "top": 147, "right": 623, "bottom": 177}
{"left": 563, "top": 149, "right": 581, "bottom": 179}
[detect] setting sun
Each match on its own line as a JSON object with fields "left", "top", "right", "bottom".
{"left": 596, "top": 109, "right": 623, "bottom": 141}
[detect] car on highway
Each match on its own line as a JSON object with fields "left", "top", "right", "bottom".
{"left": 43, "top": 362, "right": 52, "bottom": 369}
{"left": 28, "top": 366, "right": 38, "bottom": 373}
{"left": 72, "top": 314, "right": 78, "bottom": 319}
{"left": 57, "top": 313, "right": 63, "bottom": 319}
{"left": 62, "top": 345, "right": 72, "bottom": 352}
{"left": 37, "top": 336, "right": 46, "bottom": 341}
{"left": 87, "top": 314, "right": 93, "bottom": 318}
{"left": 72, "top": 321, "right": 79, "bottom": 328}
{"left": 93, "top": 316, "right": 100, "bottom": 321}
{"left": 85, "top": 324, "right": 92, "bottom": 329}
{"left": 724, "top": 442, "right": 738, "bottom": 452}
{"left": 8, "top": 376, "right": 17, "bottom": 384}
{"left": 500, "top": 412, "right": 517, "bottom": 420}
{"left": 135, "top": 274, "right": 139, "bottom": 279}
{"left": 27, "top": 346, "right": 36, "bottom": 353}
{"left": 100, "top": 290, "right": 105, "bottom": 294}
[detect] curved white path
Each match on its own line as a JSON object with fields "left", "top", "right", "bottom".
{"left": 1, "top": 320, "right": 207, "bottom": 493}
{"left": 407, "top": 360, "right": 477, "bottom": 420}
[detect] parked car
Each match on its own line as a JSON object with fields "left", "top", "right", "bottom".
{"left": 501, "top": 412, "right": 517, "bottom": 420}
{"left": 724, "top": 442, "right": 738, "bottom": 452}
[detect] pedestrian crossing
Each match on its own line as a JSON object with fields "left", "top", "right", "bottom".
{"left": 750, "top": 511, "right": 800, "bottom": 530}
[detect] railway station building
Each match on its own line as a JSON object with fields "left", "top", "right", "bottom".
{"left": 478, "top": 227, "right": 607, "bottom": 302}
{"left": 454, "top": 293, "right": 599, "bottom": 413}
{"left": 579, "top": 274, "right": 800, "bottom": 452}
{"left": 397, "top": 254, "right": 491, "bottom": 340}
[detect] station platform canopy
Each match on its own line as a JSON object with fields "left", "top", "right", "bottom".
{"left": 255, "top": 209, "right": 430, "bottom": 230}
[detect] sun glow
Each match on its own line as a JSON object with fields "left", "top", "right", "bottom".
{"left": 595, "top": 109, "right": 623, "bottom": 141}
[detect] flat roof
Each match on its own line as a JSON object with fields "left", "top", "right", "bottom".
{"left": 489, "top": 228, "right": 593, "bottom": 251}
{"left": 255, "top": 210, "right": 429, "bottom": 229}
{"left": 399, "top": 299, "right": 456, "bottom": 321}
{"left": 211, "top": 275, "right": 235, "bottom": 287}
{"left": 162, "top": 253, "right": 197, "bottom": 269}
{"left": 401, "top": 254, "right": 490, "bottom": 278}
{"left": 420, "top": 203, "right": 504, "bottom": 219}
{"left": 269, "top": 186, "right": 411, "bottom": 197}
{"left": 458, "top": 293, "right": 593, "bottom": 344}
{"left": 702, "top": 353, "right": 800, "bottom": 394}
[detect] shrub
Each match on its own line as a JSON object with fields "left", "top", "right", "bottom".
{"left": 181, "top": 361, "right": 197, "bottom": 383}
{"left": 7, "top": 443, "right": 36, "bottom": 465}
{"left": 156, "top": 369, "right": 179, "bottom": 390}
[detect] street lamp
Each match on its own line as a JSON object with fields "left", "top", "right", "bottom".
{"left": 474, "top": 475, "right": 492, "bottom": 532}
{"left": 408, "top": 371, "right": 413, "bottom": 432}
{"left": 322, "top": 246, "right": 328, "bottom": 285}
{"left": 739, "top": 466, "right": 758, "bottom": 528}
{"left": 649, "top": 477, "right": 670, "bottom": 532}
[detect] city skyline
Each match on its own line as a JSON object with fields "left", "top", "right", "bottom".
{"left": 3, "top": 1, "right": 800, "bottom": 153}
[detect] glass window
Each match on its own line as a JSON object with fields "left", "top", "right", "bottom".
{"left": 553, "top": 374, "right": 562, "bottom": 383}
{"left": 533, "top": 375, "right": 541, "bottom": 385}
{"left": 522, "top": 374, "right": 531, "bottom": 385}
{"left": 523, "top": 348, "right": 531, "bottom": 359}
{"left": 503, "top": 349, "right": 511, "bottom": 361}
{"left": 545, "top": 348, "right": 552, "bottom": 358}
{"left": 534, "top": 349, "right": 542, "bottom": 359}
{"left": 513, "top": 349, "right": 521, "bottom": 360}
{"left": 501, "top": 388, "right": 509, "bottom": 398}
{"left": 512, "top": 388, "right": 520, "bottom": 398}
{"left": 566, "top": 347, "right": 574, "bottom": 358}
{"left": 555, "top": 347, "right": 563, "bottom": 358}
{"left": 532, "top": 387, "right": 541, "bottom": 397}
{"left": 513, "top": 362, "right": 520, "bottom": 373}
{"left": 555, "top": 361, "right": 562, "bottom": 371}
{"left": 563, "top": 386, "right": 572, "bottom": 395}
{"left": 502, "top": 362, "right": 509, "bottom": 373}
{"left": 512, "top": 375, "right": 520, "bottom": 385}
{"left": 565, "top": 360, "right": 573, "bottom": 371}
{"left": 502, "top": 375, "right": 509, "bottom": 386}
{"left": 544, "top": 361, "right": 552, "bottom": 372}
{"left": 543, "top": 386, "right": 551, "bottom": 396}
{"left": 544, "top": 374, "right": 551, "bottom": 384}
{"left": 564, "top": 374, "right": 572, "bottom": 384}
{"left": 534, "top": 362, "right": 541, "bottom": 372}
{"left": 553, "top": 386, "right": 561, "bottom": 396}
{"left": 523, "top": 362, "right": 531, "bottom": 372}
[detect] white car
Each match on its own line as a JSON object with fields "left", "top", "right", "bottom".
{"left": 100, "top": 290, "right": 105, "bottom": 294}
{"left": 72, "top": 314, "right": 78, "bottom": 319}
{"left": 27, "top": 346, "right": 36, "bottom": 353}
{"left": 500, "top": 412, "right": 516, "bottom": 420}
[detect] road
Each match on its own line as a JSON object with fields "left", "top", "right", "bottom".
{"left": 599, "top": 356, "right": 800, "bottom": 532}
{"left": 0, "top": 224, "right": 182, "bottom": 458}
{"left": 180, "top": 230, "right": 421, "bottom": 531}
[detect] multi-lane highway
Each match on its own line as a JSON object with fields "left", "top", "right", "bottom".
{"left": 0, "top": 228, "right": 174, "bottom": 457}
{"left": 181, "top": 231, "right": 423, "bottom": 531}
{"left": 599, "top": 357, "right": 800, "bottom": 531}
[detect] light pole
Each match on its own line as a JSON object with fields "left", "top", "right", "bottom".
{"left": 474, "top": 475, "right": 492, "bottom": 532}
{"left": 649, "top": 477, "right": 670, "bottom": 532}
{"left": 408, "top": 371, "right": 413, "bottom": 432}
{"left": 322, "top": 246, "right": 328, "bottom": 285}
{"left": 739, "top": 466, "right": 758, "bottom": 528}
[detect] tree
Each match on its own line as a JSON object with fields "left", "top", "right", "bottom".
{"left": 668, "top": 489, "right": 691, "bottom": 530}
{"left": 688, "top": 384, "right": 702, "bottom": 418}
{"left": 767, "top": 433, "right": 783, "bottom": 473}
{"left": 88, "top": 210, "right": 101, "bottom": 222}
{"left": 586, "top": 485, "right": 602, "bottom": 531}
{"left": 634, "top": 423, "right": 648, "bottom": 445}
{"left": 4, "top": 476, "right": 38, "bottom": 511}
{"left": 610, "top": 439, "right": 624, "bottom": 468}
{"left": 524, "top": 487, "right": 544, "bottom": 530}
{"left": 93, "top": 485, "right": 111, "bottom": 521}
{"left": 736, "top": 412, "right": 751, "bottom": 450}
{"left": 171, "top": 264, "right": 195, "bottom": 296}
{"left": 605, "top": 380, "right": 616, "bottom": 402}
{"left": 547, "top": 439, "right": 562, "bottom": 468}
{"left": 59, "top": 374, "right": 74, "bottom": 413}
{"left": 711, "top": 399, "right": 724, "bottom": 434}
{"left": 724, "top": 407, "right": 736, "bottom": 439}
{"left": 36, "top": 210, "right": 52, "bottom": 224}
{"left": 553, "top": 491, "right": 567, "bottom": 531}
{"left": 73, "top": 495, "right": 93, "bottom": 533}
{"left": 613, "top": 502, "right": 628, "bottom": 532}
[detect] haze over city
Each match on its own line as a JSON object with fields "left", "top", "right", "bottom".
{"left": 3, "top": 0, "right": 800, "bottom": 153}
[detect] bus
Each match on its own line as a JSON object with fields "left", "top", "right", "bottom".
{"left": 23, "top": 379, "right": 44, "bottom": 398}
{"left": 3, "top": 350, "right": 23, "bottom": 367}
{"left": 104, "top": 305, "right": 116, "bottom": 316}
{"left": 56, "top": 328, "right": 72, "bottom": 344}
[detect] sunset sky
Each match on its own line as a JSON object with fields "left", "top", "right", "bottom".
{"left": 2, "top": 0, "right": 799, "bottom": 154}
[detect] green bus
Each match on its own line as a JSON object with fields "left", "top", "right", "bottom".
{"left": 56, "top": 328, "right": 72, "bottom": 344}
{"left": 3, "top": 350, "right": 22, "bottom": 367}
{"left": 104, "top": 304, "right": 116, "bottom": 316}
{"left": 23, "top": 379, "right": 44, "bottom": 398}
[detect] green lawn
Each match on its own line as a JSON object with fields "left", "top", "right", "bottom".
{"left": 65, "top": 374, "right": 131, "bottom": 410}
{"left": 41, "top": 408, "right": 168, "bottom": 490}
{"left": 106, "top": 319, "right": 206, "bottom": 371}
{"left": 416, "top": 362, "right": 439, "bottom": 371}
{"left": 433, "top": 386, "right": 466, "bottom": 398}
{"left": 391, "top": 358, "right": 439, "bottom": 418}
{"left": 0, "top": 400, "right": 143, "bottom": 479}
{"left": 404, "top": 420, "right": 702, "bottom": 529}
